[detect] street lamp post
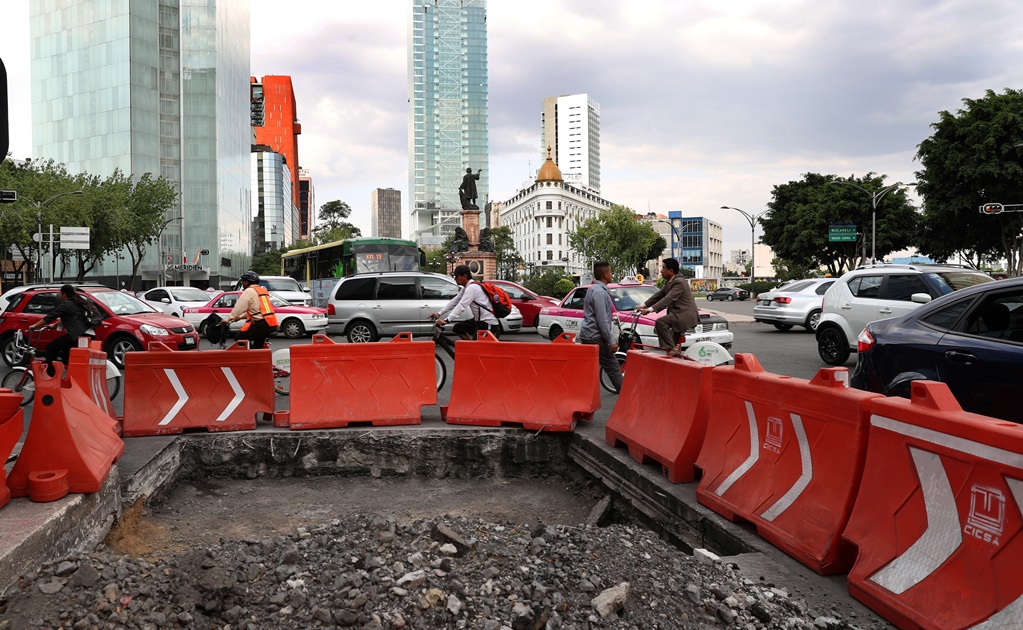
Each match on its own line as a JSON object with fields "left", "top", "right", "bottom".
{"left": 720, "top": 206, "right": 770, "bottom": 298}
{"left": 828, "top": 180, "right": 905, "bottom": 264}
{"left": 32, "top": 190, "right": 84, "bottom": 283}
{"left": 657, "top": 219, "right": 682, "bottom": 259}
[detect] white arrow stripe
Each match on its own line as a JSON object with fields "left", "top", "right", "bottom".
{"left": 216, "top": 367, "right": 243, "bottom": 422}
{"left": 715, "top": 401, "right": 760, "bottom": 497}
{"left": 870, "top": 447, "right": 962, "bottom": 594}
{"left": 760, "top": 413, "right": 812, "bottom": 521}
{"left": 872, "top": 415, "right": 1023, "bottom": 468}
{"left": 158, "top": 369, "right": 189, "bottom": 426}
{"left": 971, "top": 477, "right": 1023, "bottom": 628}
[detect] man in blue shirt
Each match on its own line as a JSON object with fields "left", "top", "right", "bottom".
{"left": 580, "top": 261, "right": 622, "bottom": 393}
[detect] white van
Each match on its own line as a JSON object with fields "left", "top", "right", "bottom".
{"left": 234, "top": 275, "right": 311, "bottom": 306}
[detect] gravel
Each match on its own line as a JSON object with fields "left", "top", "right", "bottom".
{"left": 0, "top": 514, "right": 889, "bottom": 629}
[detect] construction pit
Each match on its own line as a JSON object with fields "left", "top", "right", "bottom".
{"left": 0, "top": 427, "right": 890, "bottom": 629}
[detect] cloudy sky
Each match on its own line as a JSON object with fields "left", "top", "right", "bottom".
{"left": 2, "top": 0, "right": 1022, "bottom": 257}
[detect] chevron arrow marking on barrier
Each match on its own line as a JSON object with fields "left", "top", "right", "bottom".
{"left": 158, "top": 369, "right": 189, "bottom": 426}
{"left": 760, "top": 413, "right": 812, "bottom": 521}
{"left": 973, "top": 479, "right": 1023, "bottom": 627}
{"left": 216, "top": 367, "right": 243, "bottom": 422}
{"left": 714, "top": 401, "right": 761, "bottom": 496}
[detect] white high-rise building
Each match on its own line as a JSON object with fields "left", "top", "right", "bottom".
{"left": 541, "top": 94, "right": 600, "bottom": 193}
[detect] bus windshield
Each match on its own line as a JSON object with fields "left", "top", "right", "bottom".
{"left": 353, "top": 243, "right": 420, "bottom": 274}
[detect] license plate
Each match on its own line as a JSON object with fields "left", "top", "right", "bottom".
{"left": 759, "top": 300, "right": 771, "bottom": 306}
{"left": 184, "top": 337, "right": 195, "bottom": 346}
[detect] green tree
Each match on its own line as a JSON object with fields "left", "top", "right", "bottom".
{"left": 569, "top": 205, "right": 665, "bottom": 276}
{"left": 313, "top": 200, "right": 361, "bottom": 244}
{"left": 250, "top": 248, "right": 284, "bottom": 276}
{"left": 760, "top": 172, "right": 919, "bottom": 276}
{"left": 115, "top": 173, "right": 178, "bottom": 290}
{"left": 523, "top": 269, "right": 572, "bottom": 297}
{"left": 914, "top": 89, "right": 1023, "bottom": 275}
{"left": 490, "top": 226, "right": 523, "bottom": 280}
{"left": 422, "top": 247, "right": 451, "bottom": 274}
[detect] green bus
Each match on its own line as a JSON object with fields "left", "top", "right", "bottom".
{"left": 281, "top": 237, "right": 424, "bottom": 284}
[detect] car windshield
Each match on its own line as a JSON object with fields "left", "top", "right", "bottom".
{"left": 263, "top": 278, "right": 303, "bottom": 292}
{"left": 926, "top": 271, "right": 994, "bottom": 296}
{"left": 90, "top": 291, "right": 158, "bottom": 315}
{"left": 777, "top": 280, "right": 815, "bottom": 293}
{"left": 169, "top": 287, "right": 212, "bottom": 302}
{"left": 610, "top": 286, "right": 658, "bottom": 310}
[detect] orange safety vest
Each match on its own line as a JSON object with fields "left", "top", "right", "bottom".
{"left": 240, "top": 285, "right": 279, "bottom": 330}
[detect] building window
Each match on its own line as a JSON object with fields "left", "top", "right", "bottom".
{"left": 546, "top": 234, "right": 553, "bottom": 245}
{"left": 546, "top": 217, "right": 552, "bottom": 228}
{"left": 547, "top": 250, "right": 553, "bottom": 260}
{"left": 546, "top": 201, "right": 553, "bottom": 210}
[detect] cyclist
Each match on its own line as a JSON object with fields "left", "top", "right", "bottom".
{"left": 430, "top": 264, "right": 501, "bottom": 340}
{"left": 635, "top": 258, "right": 699, "bottom": 357}
{"left": 222, "top": 270, "right": 278, "bottom": 349}
{"left": 26, "top": 284, "right": 91, "bottom": 376}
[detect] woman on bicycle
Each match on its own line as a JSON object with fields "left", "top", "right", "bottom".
{"left": 27, "top": 284, "right": 91, "bottom": 376}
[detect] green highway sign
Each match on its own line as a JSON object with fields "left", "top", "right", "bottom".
{"left": 829, "top": 224, "right": 857, "bottom": 243}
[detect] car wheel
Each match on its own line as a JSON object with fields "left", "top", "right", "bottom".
{"left": 727, "top": 295, "right": 734, "bottom": 301}
{"left": 107, "top": 335, "right": 142, "bottom": 369}
{"left": 805, "top": 310, "right": 822, "bottom": 331}
{"left": 817, "top": 327, "right": 850, "bottom": 365}
{"left": 281, "top": 318, "right": 305, "bottom": 339}
{"left": 773, "top": 323, "right": 794, "bottom": 331}
{"left": 1, "top": 334, "right": 25, "bottom": 368}
{"left": 198, "top": 321, "right": 208, "bottom": 337}
{"left": 548, "top": 325, "right": 563, "bottom": 341}
{"left": 706, "top": 295, "right": 713, "bottom": 301}
{"left": 345, "top": 319, "right": 378, "bottom": 343}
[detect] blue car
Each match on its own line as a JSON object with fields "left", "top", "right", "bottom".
{"left": 851, "top": 277, "right": 1023, "bottom": 423}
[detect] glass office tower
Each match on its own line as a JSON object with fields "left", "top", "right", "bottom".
{"left": 30, "top": 0, "right": 251, "bottom": 288}
{"left": 408, "top": 0, "right": 489, "bottom": 247}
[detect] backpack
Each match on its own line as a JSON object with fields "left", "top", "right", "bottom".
{"left": 82, "top": 299, "right": 104, "bottom": 328}
{"left": 475, "top": 281, "right": 513, "bottom": 318}
{"left": 202, "top": 312, "right": 224, "bottom": 345}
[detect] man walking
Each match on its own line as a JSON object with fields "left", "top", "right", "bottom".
{"left": 580, "top": 261, "right": 622, "bottom": 394}
{"left": 431, "top": 264, "right": 500, "bottom": 339}
{"left": 636, "top": 258, "right": 699, "bottom": 357}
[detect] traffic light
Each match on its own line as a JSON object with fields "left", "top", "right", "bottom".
{"left": 981, "top": 203, "right": 1004, "bottom": 215}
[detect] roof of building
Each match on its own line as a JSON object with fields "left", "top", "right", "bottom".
{"left": 536, "top": 146, "right": 564, "bottom": 183}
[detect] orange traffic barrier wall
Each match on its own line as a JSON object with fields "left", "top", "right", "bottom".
{"left": 843, "top": 380, "right": 1023, "bottom": 629}
{"left": 605, "top": 350, "right": 713, "bottom": 483}
{"left": 67, "top": 341, "right": 118, "bottom": 434}
{"left": 122, "top": 342, "right": 273, "bottom": 436}
{"left": 442, "top": 332, "right": 600, "bottom": 432}
{"left": 0, "top": 391, "right": 24, "bottom": 509}
{"left": 695, "top": 353, "right": 881, "bottom": 574}
{"left": 7, "top": 361, "right": 123, "bottom": 502}
{"left": 288, "top": 333, "right": 436, "bottom": 430}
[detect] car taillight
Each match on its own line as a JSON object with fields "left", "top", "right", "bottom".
{"left": 857, "top": 328, "right": 875, "bottom": 353}
{"left": 773, "top": 296, "right": 792, "bottom": 304}
{"left": 327, "top": 304, "right": 335, "bottom": 315}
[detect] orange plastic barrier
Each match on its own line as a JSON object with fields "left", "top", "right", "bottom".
{"left": 843, "top": 381, "right": 1023, "bottom": 629}
{"left": 605, "top": 350, "right": 713, "bottom": 483}
{"left": 67, "top": 341, "right": 118, "bottom": 434}
{"left": 7, "top": 361, "right": 123, "bottom": 501}
{"left": 0, "top": 390, "right": 24, "bottom": 509}
{"left": 288, "top": 333, "right": 436, "bottom": 430}
{"left": 121, "top": 341, "right": 274, "bottom": 436}
{"left": 442, "top": 332, "right": 600, "bottom": 432}
{"left": 695, "top": 353, "right": 881, "bottom": 574}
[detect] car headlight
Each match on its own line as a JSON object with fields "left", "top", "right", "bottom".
{"left": 140, "top": 324, "right": 170, "bottom": 336}
{"left": 714, "top": 322, "right": 729, "bottom": 331}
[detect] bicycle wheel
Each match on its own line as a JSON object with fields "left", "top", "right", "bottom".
{"left": 105, "top": 360, "right": 121, "bottom": 399}
{"left": 2, "top": 367, "right": 34, "bottom": 406}
{"left": 434, "top": 352, "right": 447, "bottom": 391}
{"left": 600, "top": 355, "right": 626, "bottom": 394}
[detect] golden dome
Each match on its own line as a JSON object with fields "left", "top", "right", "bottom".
{"left": 536, "top": 146, "right": 563, "bottom": 183}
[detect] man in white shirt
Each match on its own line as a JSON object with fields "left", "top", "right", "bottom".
{"left": 431, "top": 264, "right": 501, "bottom": 339}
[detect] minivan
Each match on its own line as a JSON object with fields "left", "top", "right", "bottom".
{"left": 327, "top": 271, "right": 522, "bottom": 342}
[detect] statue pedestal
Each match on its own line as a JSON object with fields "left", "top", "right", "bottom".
{"left": 450, "top": 250, "right": 497, "bottom": 281}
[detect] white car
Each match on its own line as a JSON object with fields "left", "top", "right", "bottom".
{"left": 139, "top": 286, "right": 216, "bottom": 317}
{"left": 537, "top": 281, "right": 733, "bottom": 348}
{"left": 233, "top": 275, "right": 311, "bottom": 307}
{"left": 181, "top": 290, "right": 329, "bottom": 339}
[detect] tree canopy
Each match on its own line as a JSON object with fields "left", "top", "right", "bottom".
{"left": 312, "top": 200, "right": 361, "bottom": 244}
{"left": 914, "top": 88, "right": 1023, "bottom": 274}
{"left": 759, "top": 172, "right": 919, "bottom": 276}
{"left": 569, "top": 205, "right": 665, "bottom": 277}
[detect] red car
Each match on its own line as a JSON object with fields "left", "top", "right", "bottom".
{"left": 0, "top": 285, "right": 200, "bottom": 368}
{"left": 487, "top": 280, "right": 560, "bottom": 328}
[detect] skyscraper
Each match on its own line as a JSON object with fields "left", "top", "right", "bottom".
{"left": 250, "top": 75, "right": 301, "bottom": 216}
{"left": 408, "top": 0, "right": 489, "bottom": 247}
{"left": 541, "top": 94, "right": 600, "bottom": 193}
{"left": 371, "top": 188, "right": 402, "bottom": 238}
{"left": 299, "top": 168, "right": 315, "bottom": 239}
{"left": 30, "top": 0, "right": 251, "bottom": 288}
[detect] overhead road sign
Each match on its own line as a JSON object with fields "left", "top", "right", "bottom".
{"left": 60, "top": 226, "right": 90, "bottom": 250}
{"left": 829, "top": 223, "right": 858, "bottom": 243}
{"left": 0, "top": 190, "right": 16, "bottom": 203}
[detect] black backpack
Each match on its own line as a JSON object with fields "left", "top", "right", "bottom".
{"left": 82, "top": 298, "right": 104, "bottom": 328}
{"left": 202, "top": 312, "right": 224, "bottom": 345}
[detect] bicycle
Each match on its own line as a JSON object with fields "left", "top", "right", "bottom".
{"left": 431, "top": 318, "right": 457, "bottom": 391}
{"left": 215, "top": 321, "right": 291, "bottom": 396}
{"left": 1, "top": 328, "right": 122, "bottom": 406}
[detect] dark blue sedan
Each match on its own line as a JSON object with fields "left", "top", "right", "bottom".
{"left": 851, "top": 276, "right": 1023, "bottom": 423}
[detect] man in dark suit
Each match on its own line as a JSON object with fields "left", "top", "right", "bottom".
{"left": 636, "top": 258, "right": 700, "bottom": 356}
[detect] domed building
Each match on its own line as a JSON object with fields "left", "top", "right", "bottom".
{"left": 500, "top": 148, "right": 616, "bottom": 277}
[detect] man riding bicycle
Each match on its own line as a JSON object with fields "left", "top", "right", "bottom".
{"left": 223, "top": 271, "right": 278, "bottom": 349}
{"left": 430, "top": 264, "right": 501, "bottom": 340}
{"left": 27, "top": 284, "right": 92, "bottom": 376}
{"left": 635, "top": 258, "right": 699, "bottom": 357}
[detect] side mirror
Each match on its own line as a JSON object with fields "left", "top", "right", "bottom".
{"left": 520, "top": 294, "right": 534, "bottom": 301}
{"left": 161, "top": 297, "right": 171, "bottom": 304}
{"left": 303, "top": 287, "right": 311, "bottom": 293}
{"left": 910, "top": 293, "right": 932, "bottom": 304}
